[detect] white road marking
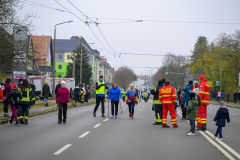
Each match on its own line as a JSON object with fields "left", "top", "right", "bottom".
{"left": 231, "top": 113, "right": 237, "bottom": 115}
{"left": 177, "top": 109, "right": 237, "bottom": 160}
{"left": 205, "top": 131, "right": 240, "bottom": 159}
{"left": 104, "top": 118, "right": 109, "bottom": 121}
{"left": 79, "top": 131, "right": 90, "bottom": 138}
{"left": 53, "top": 144, "right": 72, "bottom": 155}
{"left": 93, "top": 124, "right": 101, "bottom": 128}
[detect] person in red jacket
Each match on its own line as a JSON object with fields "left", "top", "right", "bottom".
{"left": 56, "top": 81, "right": 70, "bottom": 124}
{"left": 159, "top": 80, "right": 178, "bottom": 128}
{"left": 197, "top": 75, "right": 210, "bottom": 131}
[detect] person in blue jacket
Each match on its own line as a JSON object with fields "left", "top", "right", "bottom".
{"left": 181, "top": 80, "right": 193, "bottom": 120}
{"left": 213, "top": 101, "right": 230, "bottom": 141}
{"left": 108, "top": 82, "right": 121, "bottom": 119}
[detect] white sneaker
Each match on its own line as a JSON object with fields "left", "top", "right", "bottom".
{"left": 220, "top": 138, "right": 223, "bottom": 141}
{"left": 187, "top": 132, "right": 193, "bottom": 136}
{"left": 213, "top": 136, "right": 216, "bottom": 139}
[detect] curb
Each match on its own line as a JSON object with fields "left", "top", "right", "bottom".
{"left": 0, "top": 101, "right": 95, "bottom": 124}
{"left": 210, "top": 102, "right": 240, "bottom": 109}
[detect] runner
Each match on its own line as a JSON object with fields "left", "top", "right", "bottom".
{"left": 125, "top": 84, "right": 138, "bottom": 119}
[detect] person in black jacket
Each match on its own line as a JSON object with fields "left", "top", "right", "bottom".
{"left": 227, "top": 93, "right": 230, "bottom": 103}
{"left": 238, "top": 91, "right": 240, "bottom": 103}
{"left": 233, "top": 91, "right": 238, "bottom": 104}
{"left": 213, "top": 101, "right": 230, "bottom": 141}
{"left": 55, "top": 81, "right": 61, "bottom": 95}
{"left": 74, "top": 85, "right": 80, "bottom": 103}
{"left": 4, "top": 84, "right": 22, "bottom": 125}
{"left": 42, "top": 82, "right": 50, "bottom": 106}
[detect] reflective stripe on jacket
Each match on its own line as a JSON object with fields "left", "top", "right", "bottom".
{"left": 198, "top": 78, "right": 210, "bottom": 105}
{"left": 96, "top": 81, "right": 105, "bottom": 95}
{"left": 159, "top": 84, "right": 176, "bottom": 104}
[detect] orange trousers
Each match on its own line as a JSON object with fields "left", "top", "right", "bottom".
{"left": 162, "top": 103, "right": 177, "bottom": 126}
{"left": 196, "top": 104, "right": 207, "bottom": 127}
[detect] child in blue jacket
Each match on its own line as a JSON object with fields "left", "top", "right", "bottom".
{"left": 213, "top": 101, "right": 230, "bottom": 141}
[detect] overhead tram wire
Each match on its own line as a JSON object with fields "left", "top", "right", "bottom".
{"left": 54, "top": 0, "right": 120, "bottom": 66}
{"left": 67, "top": 0, "right": 123, "bottom": 66}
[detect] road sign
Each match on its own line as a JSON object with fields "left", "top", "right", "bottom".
{"left": 207, "top": 81, "right": 213, "bottom": 87}
{"left": 38, "top": 66, "right": 54, "bottom": 72}
{"left": 14, "top": 76, "right": 26, "bottom": 79}
{"left": 13, "top": 71, "right": 26, "bottom": 75}
{"left": 216, "top": 81, "right": 219, "bottom": 86}
{"left": 165, "top": 69, "right": 168, "bottom": 74}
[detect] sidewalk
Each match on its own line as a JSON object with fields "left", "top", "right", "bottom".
{"left": 210, "top": 101, "right": 240, "bottom": 109}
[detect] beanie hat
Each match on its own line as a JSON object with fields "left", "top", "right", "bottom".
{"left": 61, "top": 81, "right": 65, "bottom": 85}
{"left": 44, "top": 81, "right": 47, "bottom": 85}
{"left": 162, "top": 79, "right": 166, "bottom": 84}
{"left": 12, "top": 83, "right": 17, "bottom": 89}
{"left": 219, "top": 101, "right": 225, "bottom": 106}
{"left": 189, "top": 93, "right": 196, "bottom": 100}
{"left": 189, "top": 80, "right": 193, "bottom": 85}
{"left": 19, "top": 78, "right": 23, "bottom": 83}
{"left": 158, "top": 80, "right": 163, "bottom": 85}
{"left": 130, "top": 84, "right": 134, "bottom": 87}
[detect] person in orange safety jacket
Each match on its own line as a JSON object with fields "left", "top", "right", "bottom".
{"left": 196, "top": 74, "right": 210, "bottom": 131}
{"left": 159, "top": 80, "right": 178, "bottom": 128}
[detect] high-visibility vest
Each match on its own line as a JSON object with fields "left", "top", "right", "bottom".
{"left": 198, "top": 78, "right": 210, "bottom": 105}
{"left": 20, "top": 88, "right": 34, "bottom": 102}
{"left": 159, "top": 84, "right": 176, "bottom": 104}
{"left": 96, "top": 81, "right": 105, "bottom": 95}
{"left": 122, "top": 91, "right": 127, "bottom": 97}
{"left": 153, "top": 86, "right": 163, "bottom": 104}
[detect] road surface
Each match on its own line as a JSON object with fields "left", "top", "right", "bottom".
{"left": 0, "top": 100, "right": 239, "bottom": 160}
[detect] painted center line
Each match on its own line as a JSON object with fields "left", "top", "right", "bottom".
{"left": 93, "top": 124, "right": 101, "bottom": 128}
{"left": 79, "top": 131, "right": 90, "bottom": 138}
{"left": 104, "top": 118, "right": 109, "bottom": 121}
{"left": 53, "top": 144, "right": 72, "bottom": 155}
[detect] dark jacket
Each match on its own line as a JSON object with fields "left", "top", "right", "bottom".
{"left": 238, "top": 92, "right": 240, "bottom": 100}
{"left": 74, "top": 87, "right": 80, "bottom": 95}
{"left": 55, "top": 84, "right": 61, "bottom": 95}
{"left": 183, "top": 84, "right": 193, "bottom": 104}
{"left": 227, "top": 94, "right": 230, "bottom": 98}
{"left": 233, "top": 92, "right": 238, "bottom": 100}
{"left": 3, "top": 83, "right": 12, "bottom": 97}
{"left": 42, "top": 84, "right": 50, "bottom": 97}
{"left": 151, "top": 84, "right": 163, "bottom": 105}
{"left": 214, "top": 106, "right": 230, "bottom": 127}
{"left": 186, "top": 96, "right": 199, "bottom": 120}
{"left": 177, "top": 89, "right": 181, "bottom": 99}
{"left": 4, "top": 89, "right": 22, "bottom": 106}
{"left": 212, "top": 93, "right": 216, "bottom": 98}
{"left": 221, "top": 92, "right": 225, "bottom": 98}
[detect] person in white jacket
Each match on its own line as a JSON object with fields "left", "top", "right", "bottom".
{"left": 192, "top": 81, "right": 199, "bottom": 95}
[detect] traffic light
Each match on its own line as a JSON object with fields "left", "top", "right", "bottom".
{"left": 134, "top": 75, "right": 137, "bottom": 79}
{"left": 165, "top": 69, "right": 168, "bottom": 74}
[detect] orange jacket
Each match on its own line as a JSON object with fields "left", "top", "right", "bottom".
{"left": 159, "top": 84, "right": 176, "bottom": 104}
{"left": 198, "top": 78, "right": 210, "bottom": 105}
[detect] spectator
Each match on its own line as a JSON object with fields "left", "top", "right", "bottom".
{"left": 217, "top": 90, "right": 222, "bottom": 103}
{"left": 56, "top": 81, "right": 70, "bottom": 124}
{"left": 177, "top": 87, "right": 182, "bottom": 101}
{"left": 42, "top": 81, "right": 50, "bottom": 106}
{"left": 238, "top": 90, "right": 240, "bottom": 103}
{"left": 55, "top": 81, "right": 61, "bottom": 95}
{"left": 3, "top": 78, "right": 12, "bottom": 117}
{"left": 85, "top": 85, "right": 89, "bottom": 103}
{"left": 227, "top": 93, "right": 230, "bottom": 103}
{"left": 233, "top": 91, "right": 238, "bottom": 104}
{"left": 70, "top": 88, "right": 73, "bottom": 101}
{"left": 74, "top": 85, "right": 80, "bottom": 103}
{"left": 212, "top": 92, "right": 216, "bottom": 102}
{"left": 221, "top": 91, "right": 225, "bottom": 101}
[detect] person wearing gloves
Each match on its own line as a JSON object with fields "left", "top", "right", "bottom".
{"left": 186, "top": 93, "right": 201, "bottom": 136}
{"left": 126, "top": 84, "right": 138, "bottom": 119}
{"left": 19, "top": 80, "right": 35, "bottom": 125}
{"left": 108, "top": 82, "right": 121, "bottom": 119}
{"left": 150, "top": 80, "right": 164, "bottom": 125}
{"left": 4, "top": 84, "right": 22, "bottom": 126}
{"left": 56, "top": 81, "right": 70, "bottom": 124}
{"left": 213, "top": 101, "right": 230, "bottom": 141}
{"left": 93, "top": 76, "right": 108, "bottom": 117}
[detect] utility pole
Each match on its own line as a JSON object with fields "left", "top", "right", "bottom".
{"left": 112, "top": 67, "right": 114, "bottom": 82}
{"left": 53, "top": 29, "right": 56, "bottom": 98}
{"left": 145, "top": 75, "right": 146, "bottom": 89}
{"left": 80, "top": 41, "right": 82, "bottom": 84}
{"left": 220, "top": 58, "right": 221, "bottom": 91}
{"left": 72, "top": 50, "right": 75, "bottom": 79}
{"left": 104, "top": 62, "right": 106, "bottom": 82}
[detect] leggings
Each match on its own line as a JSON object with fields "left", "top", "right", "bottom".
{"left": 10, "top": 105, "right": 18, "bottom": 123}
{"left": 111, "top": 100, "right": 119, "bottom": 116}
{"left": 128, "top": 102, "right": 136, "bottom": 116}
{"left": 215, "top": 126, "right": 223, "bottom": 138}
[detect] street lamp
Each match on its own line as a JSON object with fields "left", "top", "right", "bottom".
{"left": 53, "top": 20, "right": 73, "bottom": 98}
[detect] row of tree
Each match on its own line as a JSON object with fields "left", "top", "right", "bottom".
{"left": 190, "top": 30, "right": 240, "bottom": 97}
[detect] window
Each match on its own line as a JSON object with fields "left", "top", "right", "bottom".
{"left": 58, "top": 75, "right": 61, "bottom": 78}
{"left": 67, "top": 55, "right": 71, "bottom": 60}
{"left": 59, "top": 55, "right": 62, "bottom": 59}
{"left": 58, "top": 65, "right": 62, "bottom": 69}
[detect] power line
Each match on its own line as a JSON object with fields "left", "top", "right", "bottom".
{"left": 119, "top": 53, "right": 190, "bottom": 57}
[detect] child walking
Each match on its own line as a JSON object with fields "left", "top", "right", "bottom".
{"left": 143, "top": 91, "right": 148, "bottom": 102}
{"left": 213, "top": 101, "right": 230, "bottom": 141}
{"left": 186, "top": 93, "right": 201, "bottom": 136}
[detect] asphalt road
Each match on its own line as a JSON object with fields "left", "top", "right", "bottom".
{"left": 0, "top": 100, "right": 239, "bottom": 160}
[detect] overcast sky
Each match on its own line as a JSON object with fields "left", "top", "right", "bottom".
{"left": 19, "top": 0, "right": 240, "bottom": 76}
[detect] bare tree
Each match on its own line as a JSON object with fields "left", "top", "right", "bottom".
{"left": 115, "top": 66, "right": 136, "bottom": 89}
